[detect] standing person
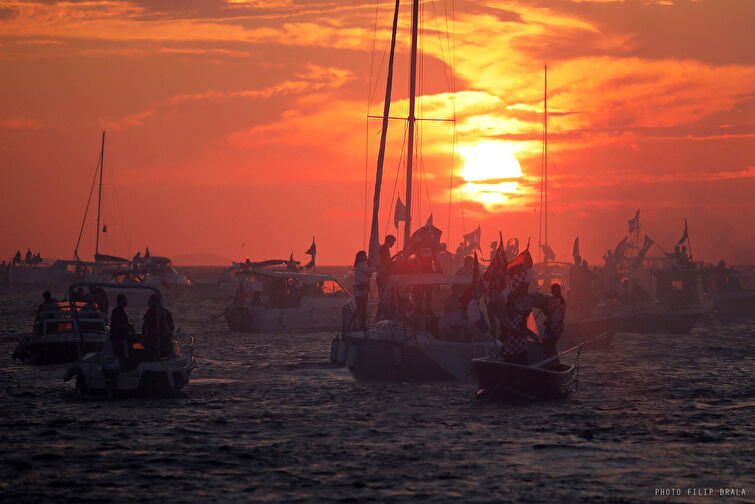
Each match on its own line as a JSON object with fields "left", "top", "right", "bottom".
{"left": 569, "top": 255, "right": 583, "bottom": 317}
{"left": 352, "top": 251, "right": 375, "bottom": 331}
{"left": 534, "top": 284, "right": 566, "bottom": 369}
{"left": 142, "top": 294, "right": 174, "bottom": 360}
{"left": 581, "top": 260, "right": 593, "bottom": 316}
{"left": 376, "top": 235, "right": 396, "bottom": 319}
{"left": 24, "top": 249, "right": 32, "bottom": 265}
{"left": 110, "top": 295, "right": 130, "bottom": 366}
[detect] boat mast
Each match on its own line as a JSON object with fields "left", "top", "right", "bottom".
{"left": 544, "top": 64, "right": 548, "bottom": 263}
{"left": 538, "top": 65, "right": 548, "bottom": 263}
{"left": 367, "top": 0, "right": 401, "bottom": 263}
{"left": 95, "top": 130, "right": 105, "bottom": 258}
{"left": 403, "top": 0, "right": 420, "bottom": 250}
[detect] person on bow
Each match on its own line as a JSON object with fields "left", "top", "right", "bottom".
{"left": 533, "top": 283, "right": 566, "bottom": 369}
{"left": 352, "top": 251, "right": 375, "bottom": 331}
{"left": 38, "top": 291, "right": 58, "bottom": 313}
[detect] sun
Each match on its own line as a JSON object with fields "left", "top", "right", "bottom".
{"left": 461, "top": 141, "right": 522, "bottom": 182}
{"left": 460, "top": 142, "right": 522, "bottom": 208}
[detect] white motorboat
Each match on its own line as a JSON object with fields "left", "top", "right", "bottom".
{"left": 133, "top": 255, "right": 190, "bottom": 300}
{"left": 224, "top": 260, "right": 349, "bottom": 333}
{"left": 13, "top": 299, "right": 108, "bottom": 364}
{"left": 63, "top": 282, "right": 195, "bottom": 396}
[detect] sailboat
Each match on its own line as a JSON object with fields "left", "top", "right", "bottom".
{"left": 6, "top": 133, "right": 130, "bottom": 288}
{"left": 330, "top": 0, "right": 498, "bottom": 382}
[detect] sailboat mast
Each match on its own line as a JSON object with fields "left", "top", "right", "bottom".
{"left": 368, "top": 0, "right": 401, "bottom": 262}
{"left": 403, "top": 0, "right": 420, "bottom": 249}
{"left": 543, "top": 64, "right": 548, "bottom": 262}
{"left": 95, "top": 131, "right": 105, "bottom": 258}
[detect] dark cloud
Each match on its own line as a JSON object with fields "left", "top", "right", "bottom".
{"left": 528, "top": 0, "right": 754, "bottom": 66}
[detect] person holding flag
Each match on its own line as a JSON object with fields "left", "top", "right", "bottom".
{"left": 499, "top": 249, "right": 535, "bottom": 365}
{"left": 532, "top": 283, "right": 566, "bottom": 369}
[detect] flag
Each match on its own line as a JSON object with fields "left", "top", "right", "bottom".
{"left": 572, "top": 236, "right": 580, "bottom": 260}
{"left": 613, "top": 236, "right": 628, "bottom": 259}
{"left": 394, "top": 198, "right": 408, "bottom": 230}
{"left": 145, "top": 247, "right": 150, "bottom": 258}
{"left": 102, "top": 225, "right": 107, "bottom": 233}
{"left": 628, "top": 208, "right": 640, "bottom": 234}
{"left": 677, "top": 218, "right": 688, "bottom": 246}
{"left": 540, "top": 244, "right": 555, "bottom": 261}
{"left": 304, "top": 237, "right": 316, "bottom": 269}
{"left": 460, "top": 253, "right": 489, "bottom": 333}
{"left": 632, "top": 235, "right": 654, "bottom": 270}
{"left": 409, "top": 214, "right": 443, "bottom": 250}
{"left": 507, "top": 249, "right": 534, "bottom": 292}
{"left": 483, "top": 232, "right": 508, "bottom": 292}
{"left": 463, "top": 225, "right": 481, "bottom": 252}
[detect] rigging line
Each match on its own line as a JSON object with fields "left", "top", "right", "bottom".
{"left": 367, "top": 0, "right": 391, "bottom": 108}
{"left": 385, "top": 123, "right": 410, "bottom": 238}
{"left": 74, "top": 146, "right": 103, "bottom": 260}
{"left": 364, "top": 0, "right": 380, "bottom": 249}
{"left": 429, "top": 0, "right": 453, "bottom": 93}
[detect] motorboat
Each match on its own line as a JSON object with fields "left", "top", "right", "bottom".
{"left": 13, "top": 299, "right": 108, "bottom": 364}
{"left": 224, "top": 260, "right": 350, "bottom": 333}
{"left": 63, "top": 282, "right": 195, "bottom": 396}
{"left": 132, "top": 255, "right": 190, "bottom": 300}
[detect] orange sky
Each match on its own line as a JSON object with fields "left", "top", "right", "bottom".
{"left": 1, "top": 0, "right": 753, "bottom": 266}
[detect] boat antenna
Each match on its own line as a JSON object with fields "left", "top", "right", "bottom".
{"left": 95, "top": 130, "right": 105, "bottom": 258}
{"left": 367, "top": 0, "right": 401, "bottom": 265}
{"left": 403, "top": 0, "right": 420, "bottom": 250}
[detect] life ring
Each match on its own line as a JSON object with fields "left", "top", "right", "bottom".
{"left": 226, "top": 305, "right": 253, "bottom": 332}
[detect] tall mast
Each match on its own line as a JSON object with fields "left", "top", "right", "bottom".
{"left": 403, "top": 0, "right": 420, "bottom": 249}
{"left": 95, "top": 130, "right": 105, "bottom": 258}
{"left": 367, "top": 0, "right": 401, "bottom": 263}
{"left": 543, "top": 64, "right": 548, "bottom": 262}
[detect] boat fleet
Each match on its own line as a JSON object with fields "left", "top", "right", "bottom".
{"left": 6, "top": 0, "right": 753, "bottom": 401}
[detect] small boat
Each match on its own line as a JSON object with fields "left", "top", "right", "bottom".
{"left": 472, "top": 357, "right": 577, "bottom": 400}
{"left": 63, "top": 282, "right": 196, "bottom": 397}
{"left": 224, "top": 260, "right": 350, "bottom": 333}
{"left": 132, "top": 255, "right": 191, "bottom": 300}
{"left": 13, "top": 299, "right": 108, "bottom": 364}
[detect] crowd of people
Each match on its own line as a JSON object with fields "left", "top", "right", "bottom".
{"left": 350, "top": 230, "right": 567, "bottom": 369}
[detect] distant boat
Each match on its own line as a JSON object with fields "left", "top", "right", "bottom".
{"left": 223, "top": 259, "right": 350, "bottom": 333}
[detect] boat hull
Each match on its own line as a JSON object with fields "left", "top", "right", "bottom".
{"left": 471, "top": 357, "right": 577, "bottom": 400}
{"left": 13, "top": 338, "right": 105, "bottom": 364}
{"left": 341, "top": 333, "right": 496, "bottom": 383}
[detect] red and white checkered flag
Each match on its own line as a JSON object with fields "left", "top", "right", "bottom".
{"left": 507, "top": 249, "right": 533, "bottom": 292}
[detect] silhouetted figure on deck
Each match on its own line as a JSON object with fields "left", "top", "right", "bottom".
{"left": 142, "top": 294, "right": 174, "bottom": 361}
{"left": 352, "top": 251, "right": 375, "bottom": 331}
{"left": 12, "top": 251, "right": 22, "bottom": 266}
{"left": 38, "top": 291, "right": 58, "bottom": 313}
{"left": 534, "top": 284, "right": 566, "bottom": 369}
{"left": 24, "top": 249, "right": 32, "bottom": 265}
{"left": 376, "top": 235, "right": 396, "bottom": 319}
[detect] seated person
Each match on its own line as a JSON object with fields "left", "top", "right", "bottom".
{"left": 38, "top": 291, "right": 58, "bottom": 313}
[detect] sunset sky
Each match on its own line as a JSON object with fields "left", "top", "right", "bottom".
{"left": 1, "top": 0, "right": 753, "bottom": 266}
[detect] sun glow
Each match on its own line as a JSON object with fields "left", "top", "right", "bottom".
{"left": 461, "top": 142, "right": 522, "bottom": 182}
{"left": 460, "top": 142, "right": 522, "bottom": 208}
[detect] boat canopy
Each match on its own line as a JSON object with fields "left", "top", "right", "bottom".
{"left": 94, "top": 253, "right": 130, "bottom": 264}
